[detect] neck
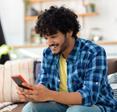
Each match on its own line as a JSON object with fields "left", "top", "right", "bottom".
{"left": 62, "top": 37, "right": 75, "bottom": 59}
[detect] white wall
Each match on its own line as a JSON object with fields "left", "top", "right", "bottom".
{"left": 0, "top": 0, "right": 117, "bottom": 45}
{"left": 32, "top": 0, "right": 117, "bottom": 41}
{"left": 0, "top": 0, "right": 24, "bottom": 45}
{"left": 81, "top": 0, "right": 117, "bottom": 40}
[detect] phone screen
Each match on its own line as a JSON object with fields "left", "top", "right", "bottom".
{"left": 11, "top": 75, "right": 31, "bottom": 90}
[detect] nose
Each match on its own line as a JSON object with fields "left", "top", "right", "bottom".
{"left": 46, "top": 37, "right": 54, "bottom": 46}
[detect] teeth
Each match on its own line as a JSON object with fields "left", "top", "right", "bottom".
{"left": 51, "top": 45, "right": 57, "bottom": 49}
{"left": 51, "top": 46, "right": 54, "bottom": 49}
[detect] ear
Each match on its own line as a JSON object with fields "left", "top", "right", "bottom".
{"left": 67, "top": 31, "right": 73, "bottom": 37}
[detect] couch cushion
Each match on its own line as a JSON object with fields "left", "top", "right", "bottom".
{"left": 0, "top": 58, "right": 34, "bottom": 102}
{"left": 108, "top": 72, "right": 117, "bottom": 99}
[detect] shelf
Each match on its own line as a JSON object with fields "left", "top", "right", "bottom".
{"left": 25, "top": 0, "right": 99, "bottom": 44}
{"left": 25, "top": 12, "right": 98, "bottom": 21}
{"left": 96, "top": 41, "right": 117, "bottom": 45}
{"left": 11, "top": 41, "right": 117, "bottom": 49}
{"left": 11, "top": 43, "right": 47, "bottom": 49}
{"left": 29, "top": 0, "right": 57, "bottom": 3}
{"left": 78, "top": 12, "right": 98, "bottom": 17}
{"left": 25, "top": 16, "right": 37, "bottom": 21}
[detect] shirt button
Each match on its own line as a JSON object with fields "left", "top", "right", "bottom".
{"left": 95, "top": 82, "right": 98, "bottom": 85}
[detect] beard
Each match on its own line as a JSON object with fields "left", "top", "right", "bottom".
{"left": 49, "top": 34, "right": 69, "bottom": 55}
{"left": 57, "top": 34, "right": 68, "bottom": 55}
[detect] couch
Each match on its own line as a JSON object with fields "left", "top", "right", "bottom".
{"left": 11, "top": 58, "right": 117, "bottom": 112}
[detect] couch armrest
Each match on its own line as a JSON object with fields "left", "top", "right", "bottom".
{"left": 33, "top": 60, "right": 41, "bottom": 81}
{"left": 107, "top": 58, "right": 117, "bottom": 74}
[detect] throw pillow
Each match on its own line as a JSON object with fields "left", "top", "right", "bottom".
{"left": 108, "top": 72, "right": 117, "bottom": 99}
{"left": 0, "top": 58, "right": 34, "bottom": 102}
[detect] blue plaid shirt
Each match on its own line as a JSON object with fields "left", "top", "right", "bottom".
{"left": 37, "top": 38, "right": 117, "bottom": 111}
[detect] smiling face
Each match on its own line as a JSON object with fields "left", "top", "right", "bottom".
{"left": 44, "top": 32, "right": 68, "bottom": 54}
{"left": 44, "top": 30, "right": 75, "bottom": 58}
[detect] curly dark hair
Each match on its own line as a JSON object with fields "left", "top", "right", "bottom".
{"left": 35, "top": 6, "right": 80, "bottom": 39}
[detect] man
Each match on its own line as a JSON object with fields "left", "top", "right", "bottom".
{"left": 18, "top": 6, "right": 117, "bottom": 112}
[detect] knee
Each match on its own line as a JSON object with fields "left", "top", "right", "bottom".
{"left": 66, "top": 105, "right": 86, "bottom": 112}
{"left": 31, "top": 102, "right": 48, "bottom": 112}
{"left": 22, "top": 102, "right": 33, "bottom": 112}
{"left": 22, "top": 101, "right": 67, "bottom": 112}
{"left": 22, "top": 102, "right": 46, "bottom": 112}
{"left": 22, "top": 102, "right": 54, "bottom": 112}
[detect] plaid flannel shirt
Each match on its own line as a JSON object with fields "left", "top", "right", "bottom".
{"left": 37, "top": 38, "right": 117, "bottom": 111}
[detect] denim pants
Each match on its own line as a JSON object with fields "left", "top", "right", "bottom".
{"left": 22, "top": 102, "right": 103, "bottom": 112}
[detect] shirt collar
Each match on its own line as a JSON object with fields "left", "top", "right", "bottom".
{"left": 67, "top": 38, "right": 81, "bottom": 63}
{"left": 48, "top": 38, "right": 81, "bottom": 64}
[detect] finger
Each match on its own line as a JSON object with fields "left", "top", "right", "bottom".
{"left": 17, "top": 86, "right": 25, "bottom": 92}
{"left": 22, "top": 83, "right": 34, "bottom": 90}
{"left": 17, "top": 91, "right": 25, "bottom": 99}
{"left": 25, "top": 94, "right": 35, "bottom": 100}
{"left": 17, "top": 88, "right": 30, "bottom": 97}
{"left": 17, "top": 92, "right": 26, "bottom": 101}
{"left": 19, "top": 95, "right": 27, "bottom": 102}
{"left": 17, "top": 91, "right": 22, "bottom": 95}
{"left": 20, "top": 89, "right": 35, "bottom": 98}
{"left": 17, "top": 89, "right": 31, "bottom": 102}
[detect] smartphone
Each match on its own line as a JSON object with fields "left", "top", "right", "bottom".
{"left": 11, "top": 75, "right": 32, "bottom": 90}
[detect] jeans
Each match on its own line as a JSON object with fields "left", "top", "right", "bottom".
{"left": 67, "top": 105, "right": 104, "bottom": 112}
{"left": 22, "top": 102, "right": 104, "bottom": 112}
{"left": 22, "top": 102, "right": 68, "bottom": 112}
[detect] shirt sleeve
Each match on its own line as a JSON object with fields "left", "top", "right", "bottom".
{"left": 77, "top": 47, "right": 107, "bottom": 106}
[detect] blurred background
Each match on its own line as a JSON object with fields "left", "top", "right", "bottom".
{"left": 0, "top": 0, "right": 117, "bottom": 61}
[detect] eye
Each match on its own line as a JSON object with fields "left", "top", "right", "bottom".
{"left": 44, "top": 37, "right": 48, "bottom": 40}
{"left": 51, "top": 36, "right": 56, "bottom": 38}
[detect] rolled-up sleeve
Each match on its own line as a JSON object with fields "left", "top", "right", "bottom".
{"left": 77, "top": 48, "right": 107, "bottom": 106}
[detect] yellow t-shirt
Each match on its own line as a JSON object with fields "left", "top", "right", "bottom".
{"left": 59, "top": 55, "right": 68, "bottom": 92}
